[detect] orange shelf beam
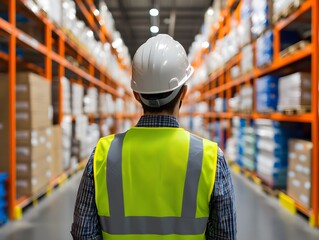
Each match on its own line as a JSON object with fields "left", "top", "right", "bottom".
{"left": 181, "top": 111, "right": 313, "bottom": 123}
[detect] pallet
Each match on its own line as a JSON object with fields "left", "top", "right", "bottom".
{"left": 241, "top": 168, "right": 262, "bottom": 185}
{"left": 261, "top": 182, "right": 281, "bottom": 198}
{"left": 280, "top": 106, "right": 311, "bottom": 115}
{"left": 273, "top": 0, "right": 306, "bottom": 23}
{"left": 240, "top": 109, "right": 253, "bottom": 115}
{"left": 280, "top": 40, "right": 310, "bottom": 58}
{"left": 279, "top": 192, "right": 316, "bottom": 226}
{"left": 257, "top": 62, "right": 272, "bottom": 69}
{"left": 257, "top": 109, "right": 275, "bottom": 115}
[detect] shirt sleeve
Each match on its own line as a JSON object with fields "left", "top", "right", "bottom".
{"left": 205, "top": 148, "right": 237, "bottom": 240}
{"left": 71, "top": 148, "right": 102, "bottom": 240}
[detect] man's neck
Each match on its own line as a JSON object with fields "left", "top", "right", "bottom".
{"left": 143, "top": 111, "right": 179, "bottom": 119}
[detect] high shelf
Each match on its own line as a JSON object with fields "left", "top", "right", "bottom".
{"left": 183, "top": 0, "right": 319, "bottom": 227}
{"left": 0, "top": 0, "right": 140, "bottom": 219}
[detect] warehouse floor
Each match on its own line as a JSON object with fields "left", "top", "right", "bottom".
{"left": 0, "top": 171, "right": 319, "bottom": 240}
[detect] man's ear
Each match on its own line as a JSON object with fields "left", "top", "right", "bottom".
{"left": 181, "top": 85, "right": 188, "bottom": 100}
{"left": 133, "top": 91, "right": 141, "bottom": 102}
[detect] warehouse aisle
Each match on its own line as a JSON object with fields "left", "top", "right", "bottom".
{"left": 233, "top": 173, "right": 319, "bottom": 240}
{"left": 0, "top": 171, "right": 319, "bottom": 240}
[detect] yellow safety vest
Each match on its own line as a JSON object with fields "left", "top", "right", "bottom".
{"left": 94, "top": 127, "right": 218, "bottom": 240}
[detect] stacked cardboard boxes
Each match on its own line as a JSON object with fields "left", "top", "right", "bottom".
{"left": 243, "top": 126, "right": 256, "bottom": 171}
{"left": 0, "top": 74, "right": 10, "bottom": 173}
{"left": 287, "top": 139, "right": 312, "bottom": 209}
{"left": 239, "top": 86, "right": 253, "bottom": 112}
{"left": 16, "top": 127, "right": 52, "bottom": 196}
{"left": 61, "top": 116, "right": 72, "bottom": 170}
{"left": 51, "top": 125, "right": 63, "bottom": 178}
{"left": 0, "top": 72, "right": 53, "bottom": 196}
{"left": 255, "top": 119, "right": 288, "bottom": 187}
{"left": 278, "top": 72, "right": 311, "bottom": 111}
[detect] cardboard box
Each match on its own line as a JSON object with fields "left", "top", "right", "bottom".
{"left": 287, "top": 139, "right": 312, "bottom": 209}
{"left": 16, "top": 154, "right": 52, "bottom": 179}
{"left": 0, "top": 72, "right": 52, "bottom": 130}
{"left": 0, "top": 74, "right": 10, "bottom": 172}
{"left": 16, "top": 127, "right": 52, "bottom": 161}
{"left": 16, "top": 110, "right": 52, "bottom": 130}
{"left": 16, "top": 168, "right": 52, "bottom": 197}
{"left": 51, "top": 125, "right": 63, "bottom": 178}
{"left": 287, "top": 170, "right": 311, "bottom": 209}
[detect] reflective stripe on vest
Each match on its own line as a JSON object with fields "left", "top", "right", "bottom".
{"left": 94, "top": 128, "right": 218, "bottom": 238}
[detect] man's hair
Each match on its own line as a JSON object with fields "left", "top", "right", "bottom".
{"left": 140, "top": 86, "right": 184, "bottom": 114}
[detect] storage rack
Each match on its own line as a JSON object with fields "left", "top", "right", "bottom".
{"left": 0, "top": 0, "right": 140, "bottom": 219}
{"left": 183, "top": 0, "right": 319, "bottom": 227}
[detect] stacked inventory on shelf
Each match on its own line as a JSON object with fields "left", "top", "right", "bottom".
{"left": 287, "top": 139, "right": 313, "bottom": 209}
{"left": 182, "top": 0, "right": 319, "bottom": 227}
{"left": 0, "top": 0, "right": 140, "bottom": 220}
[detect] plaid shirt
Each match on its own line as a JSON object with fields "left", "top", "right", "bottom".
{"left": 71, "top": 115, "right": 237, "bottom": 239}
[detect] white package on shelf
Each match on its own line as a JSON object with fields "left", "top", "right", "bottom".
{"left": 61, "top": 77, "right": 71, "bottom": 114}
{"left": 61, "top": 116, "right": 72, "bottom": 170}
{"left": 115, "top": 98, "right": 125, "bottom": 113}
{"left": 251, "top": 0, "right": 269, "bottom": 37}
{"left": 84, "top": 87, "right": 98, "bottom": 114}
{"left": 241, "top": 44, "right": 254, "bottom": 74}
{"left": 62, "top": 0, "right": 76, "bottom": 31}
{"left": 48, "top": 0, "right": 62, "bottom": 26}
{"left": 80, "top": 123, "right": 100, "bottom": 159}
{"left": 273, "top": 0, "right": 295, "bottom": 17}
{"left": 239, "top": 85, "right": 253, "bottom": 111}
{"left": 238, "top": 19, "right": 251, "bottom": 47}
{"left": 215, "top": 98, "right": 226, "bottom": 113}
{"left": 229, "top": 94, "right": 240, "bottom": 112}
{"left": 225, "top": 137, "right": 237, "bottom": 163}
{"left": 75, "top": 114, "right": 89, "bottom": 141}
{"left": 102, "top": 118, "right": 114, "bottom": 136}
{"left": 72, "top": 83, "right": 84, "bottom": 115}
{"left": 105, "top": 94, "right": 115, "bottom": 114}
{"left": 99, "top": 93, "right": 107, "bottom": 114}
{"left": 278, "top": 72, "right": 312, "bottom": 111}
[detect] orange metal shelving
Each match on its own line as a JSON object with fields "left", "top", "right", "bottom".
{"left": 0, "top": 0, "right": 139, "bottom": 219}
{"left": 185, "top": 0, "right": 319, "bottom": 226}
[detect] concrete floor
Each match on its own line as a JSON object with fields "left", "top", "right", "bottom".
{"left": 0, "top": 171, "right": 319, "bottom": 240}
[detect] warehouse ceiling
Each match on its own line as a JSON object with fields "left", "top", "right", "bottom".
{"left": 103, "top": 0, "right": 212, "bottom": 57}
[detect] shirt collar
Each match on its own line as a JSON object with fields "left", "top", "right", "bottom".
{"left": 136, "top": 115, "right": 179, "bottom": 128}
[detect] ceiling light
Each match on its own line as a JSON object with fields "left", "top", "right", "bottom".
{"left": 150, "top": 26, "right": 159, "bottom": 33}
{"left": 93, "top": 9, "right": 100, "bottom": 16}
{"left": 112, "top": 38, "right": 123, "bottom": 49}
{"left": 206, "top": 7, "right": 214, "bottom": 16}
{"left": 202, "top": 41, "right": 210, "bottom": 49}
{"left": 87, "top": 30, "right": 94, "bottom": 38}
{"left": 149, "top": 8, "right": 159, "bottom": 16}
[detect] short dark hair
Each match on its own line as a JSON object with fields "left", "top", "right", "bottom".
{"left": 140, "top": 86, "right": 184, "bottom": 114}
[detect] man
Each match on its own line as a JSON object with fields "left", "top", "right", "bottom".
{"left": 72, "top": 34, "right": 236, "bottom": 239}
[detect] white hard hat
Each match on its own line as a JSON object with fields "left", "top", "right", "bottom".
{"left": 131, "top": 34, "right": 193, "bottom": 107}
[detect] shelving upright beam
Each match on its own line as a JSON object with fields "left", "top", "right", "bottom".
{"left": 58, "top": 35, "right": 65, "bottom": 124}
{"left": 311, "top": 0, "right": 319, "bottom": 227}
{"left": 8, "top": 0, "right": 16, "bottom": 219}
